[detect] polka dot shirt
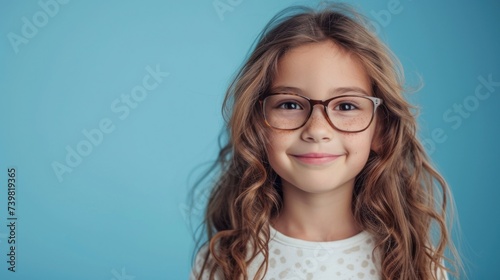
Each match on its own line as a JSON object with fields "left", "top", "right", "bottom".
{"left": 191, "top": 227, "right": 381, "bottom": 279}
{"left": 245, "top": 226, "right": 381, "bottom": 279}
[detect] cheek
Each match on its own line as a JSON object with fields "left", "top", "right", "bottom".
{"left": 341, "top": 130, "right": 375, "bottom": 155}
{"left": 264, "top": 130, "right": 294, "bottom": 165}
{"left": 264, "top": 142, "right": 282, "bottom": 175}
{"left": 266, "top": 129, "right": 292, "bottom": 148}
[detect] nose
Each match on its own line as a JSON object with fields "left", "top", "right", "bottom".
{"left": 300, "top": 105, "right": 334, "bottom": 142}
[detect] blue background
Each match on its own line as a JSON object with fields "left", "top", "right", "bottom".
{"left": 1, "top": 0, "right": 499, "bottom": 279}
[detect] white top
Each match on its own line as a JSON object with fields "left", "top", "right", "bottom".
{"left": 191, "top": 227, "right": 381, "bottom": 279}
{"left": 191, "top": 227, "right": 449, "bottom": 279}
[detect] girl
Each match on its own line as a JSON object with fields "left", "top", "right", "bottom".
{"left": 190, "top": 3, "right": 460, "bottom": 280}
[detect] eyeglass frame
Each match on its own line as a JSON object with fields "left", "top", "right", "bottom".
{"left": 259, "top": 92, "right": 383, "bottom": 133}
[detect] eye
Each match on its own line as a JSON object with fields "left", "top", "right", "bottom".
{"left": 334, "top": 102, "right": 358, "bottom": 111}
{"left": 277, "top": 101, "right": 303, "bottom": 110}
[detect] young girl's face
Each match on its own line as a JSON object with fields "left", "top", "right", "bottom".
{"left": 265, "top": 41, "right": 378, "bottom": 195}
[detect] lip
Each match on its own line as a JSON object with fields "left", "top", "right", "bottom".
{"left": 291, "top": 153, "right": 341, "bottom": 165}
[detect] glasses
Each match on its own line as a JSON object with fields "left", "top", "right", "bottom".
{"left": 260, "top": 93, "right": 383, "bottom": 132}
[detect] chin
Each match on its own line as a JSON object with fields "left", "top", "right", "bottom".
{"left": 284, "top": 178, "right": 355, "bottom": 194}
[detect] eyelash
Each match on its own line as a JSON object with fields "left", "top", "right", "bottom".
{"left": 333, "top": 102, "right": 358, "bottom": 111}
{"left": 277, "top": 101, "right": 304, "bottom": 110}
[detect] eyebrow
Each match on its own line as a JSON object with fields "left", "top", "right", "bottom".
{"left": 269, "top": 86, "right": 370, "bottom": 96}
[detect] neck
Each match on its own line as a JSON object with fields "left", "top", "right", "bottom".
{"left": 272, "top": 180, "right": 360, "bottom": 242}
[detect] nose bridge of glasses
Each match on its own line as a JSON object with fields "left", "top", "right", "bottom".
{"left": 306, "top": 99, "right": 332, "bottom": 125}
{"left": 308, "top": 99, "right": 328, "bottom": 107}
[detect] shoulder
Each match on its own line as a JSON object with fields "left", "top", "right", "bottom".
{"left": 435, "top": 259, "right": 450, "bottom": 280}
{"left": 190, "top": 244, "right": 217, "bottom": 280}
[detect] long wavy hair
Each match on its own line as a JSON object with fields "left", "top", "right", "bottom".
{"left": 192, "top": 3, "right": 461, "bottom": 280}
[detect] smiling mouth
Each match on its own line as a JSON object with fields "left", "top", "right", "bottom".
{"left": 291, "top": 153, "right": 341, "bottom": 165}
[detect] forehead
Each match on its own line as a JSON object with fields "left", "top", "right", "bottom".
{"left": 272, "top": 41, "right": 372, "bottom": 96}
